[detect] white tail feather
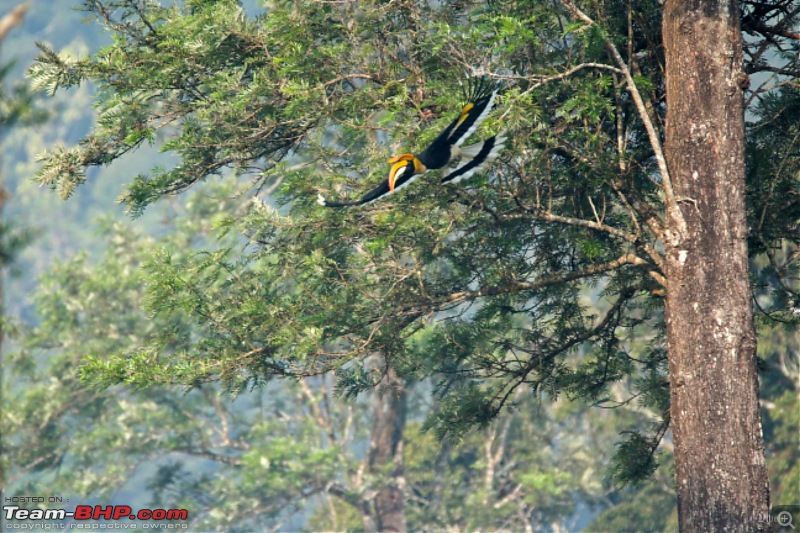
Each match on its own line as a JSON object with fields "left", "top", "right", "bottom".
{"left": 445, "top": 132, "right": 507, "bottom": 184}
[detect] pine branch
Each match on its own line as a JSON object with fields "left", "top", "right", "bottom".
{"left": 442, "top": 253, "right": 649, "bottom": 305}
{"left": 559, "top": 0, "right": 687, "bottom": 244}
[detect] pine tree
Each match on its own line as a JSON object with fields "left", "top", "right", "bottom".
{"left": 28, "top": 0, "right": 799, "bottom": 530}
{"left": 9, "top": 179, "right": 622, "bottom": 530}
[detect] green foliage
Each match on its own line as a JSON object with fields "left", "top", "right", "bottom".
{"left": 0, "top": 49, "right": 47, "bottom": 275}
{"left": 588, "top": 478, "right": 678, "bottom": 532}
{"left": 0, "top": 62, "right": 47, "bottom": 128}
{"left": 5, "top": 182, "right": 367, "bottom": 529}
{"left": 404, "top": 404, "right": 604, "bottom": 532}
{"left": 14, "top": 0, "right": 699, "bottom": 467}
{"left": 610, "top": 431, "right": 659, "bottom": 486}
{"left": 746, "top": 85, "right": 800, "bottom": 510}
{"left": 14, "top": 0, "right": 800, "bottom": 530}
{"left": 747, "top": 87, "right": 800, "bottom": 323}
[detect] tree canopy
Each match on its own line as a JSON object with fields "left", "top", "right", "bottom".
{"left": 9, "top": 0, "right": 799, "bottom": 530}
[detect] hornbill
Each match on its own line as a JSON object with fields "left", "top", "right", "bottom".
{"left": 317, "top": 76, "right": 506, "bottom": 208}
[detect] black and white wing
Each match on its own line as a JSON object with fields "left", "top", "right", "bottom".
{"left": 417, "top": 76, "right": 499, "bottom": 170}
{"left": 441, "top": 132, "right": 506, "bottom": 184}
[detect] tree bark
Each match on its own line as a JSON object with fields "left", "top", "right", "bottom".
{"left": 365, "top": 366, "right": 407, "bottom": 533}
{"left": 663, "top": 0, "right": 771, "bottom": 531}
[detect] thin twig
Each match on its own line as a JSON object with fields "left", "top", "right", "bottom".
{"left": 559, "top": 0, "right": 686, "bottom": 243}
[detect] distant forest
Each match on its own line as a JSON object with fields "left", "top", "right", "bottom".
{"left": 2, "top": 1, "right": 797, "bottom": 532}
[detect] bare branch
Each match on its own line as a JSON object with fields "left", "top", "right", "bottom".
{"left": 500, "top": 208, "right": 666, "bottom": 277}
{"left": 443, "top": 253, "right": 649, "bottom": 305}
{"left": 559, "top": 0, "right": 687, "bottom": 243}
{"left": 297, "top": 378, "right": 344, "bottom": 450}
{"left": 0, "top": 3, "right": 29, "bottom": 43}
{"left": 523, "top": 62, "right": 624, "bottom": 88}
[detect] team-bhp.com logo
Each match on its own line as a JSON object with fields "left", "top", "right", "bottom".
{"left": 4, "top": 505, "right": 188, "bottom": 529}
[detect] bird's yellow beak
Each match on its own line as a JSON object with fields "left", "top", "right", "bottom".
{"left": 388, "top": 160, "right": 407, "bottom": 193}
{"left": 388, "top": 154, "right": 413, "bottom": 193}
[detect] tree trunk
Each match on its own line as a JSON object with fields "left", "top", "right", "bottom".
{"left": 365, "top": 366, "right": 407, "bottom": 532}
{"left": 663, "top": 0, "right": 771, "bottom": 531}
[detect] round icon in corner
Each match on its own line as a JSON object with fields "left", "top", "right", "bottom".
{"left": 777, "top": 511, "right": 795, "bottom": 530}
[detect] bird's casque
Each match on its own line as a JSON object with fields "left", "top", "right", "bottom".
{"left": 318, "top": 76, "right": 506, "bottom": 208}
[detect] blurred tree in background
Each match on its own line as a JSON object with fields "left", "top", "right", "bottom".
{"left": 1, "top": 2, "right": 47, "bottom": 524}
{"left": 8, "top": 181, "right": 640, "bottom": 530}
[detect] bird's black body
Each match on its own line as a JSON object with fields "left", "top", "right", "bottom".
{"left": 318, "top": 76, "right": 505, "bottom": 208}
{"left": 319, "top": 159, "right": 415, "bottom": 208}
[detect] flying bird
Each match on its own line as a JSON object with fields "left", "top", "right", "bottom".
{"left": 318, "top": 76, "right": 506, "bottom": 208}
